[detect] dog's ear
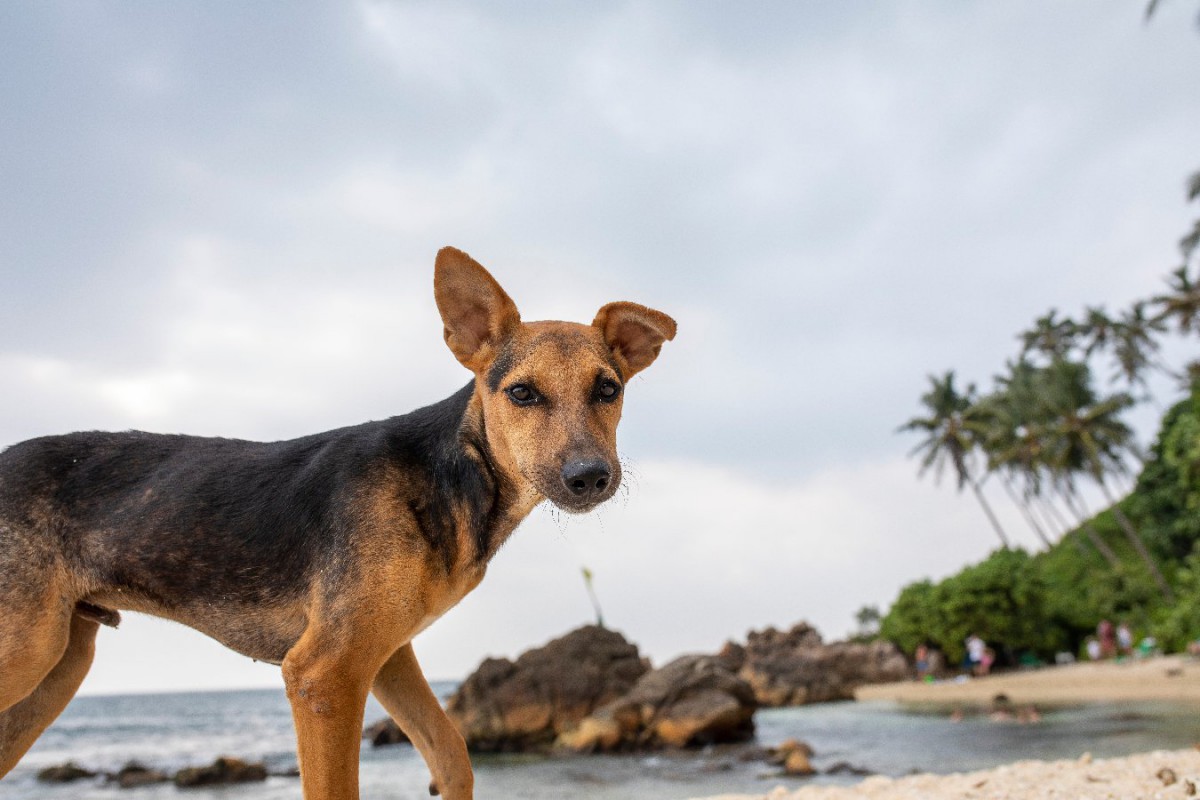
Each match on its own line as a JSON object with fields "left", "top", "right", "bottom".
{"left": 435, "top": 247, "right": 521, "bottom": 371}
{"left": 592, "top": 302, "right": 677, "bottom": 379}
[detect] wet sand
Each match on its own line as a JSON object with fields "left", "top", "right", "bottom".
{"left": 854, "top": 654, "right": 1200, "bottom": 707}
{"left": 691, "top": 748, "right": 1200, "bottom": 800}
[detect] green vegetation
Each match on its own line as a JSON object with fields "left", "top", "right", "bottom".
{"left": 885, "top": 384, "right": 1200, "bottom": 663}
{"left": 887, "top": 161, "right": 1200, "bottom": 661}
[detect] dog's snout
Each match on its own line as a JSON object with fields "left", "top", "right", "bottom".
{"left": 562, "top": 459, "right": 611, "bottom": 499}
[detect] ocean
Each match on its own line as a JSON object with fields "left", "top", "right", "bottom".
{"left": 4, "top": 685, "right": 1199, "bottom": 799}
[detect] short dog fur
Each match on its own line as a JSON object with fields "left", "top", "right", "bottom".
{"left": 0, "top": 247, "right": 676, "bottom": 799}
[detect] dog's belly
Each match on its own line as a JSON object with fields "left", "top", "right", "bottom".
{"left": 85, "top": 590, "right": 307, "bottom": 666}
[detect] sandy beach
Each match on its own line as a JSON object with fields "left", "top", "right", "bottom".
{"left": 854, "top": 655, "right": 1200, "bottom": 707}
{"left": 691, "top": 749, "right": 1200, "bottom": 800}
{"left": 689, "top": 657, "right": 1200, "bottom": 800}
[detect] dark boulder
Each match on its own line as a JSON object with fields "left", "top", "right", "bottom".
{"left": 111, "top": 761, "right": 169, "bottom": 789}
{"left": 557, "top": 654, "right": 756, "bottom": 751}
{"left": 363, "top": 717, "right": 411, "bottom": 747}
{"left": 447, "top": 625, "right": 649, "bottom": 752}
{"left": 723, "top": 622, "right": 909, "bottom": 706}
{"left": 36, "top": 762, "right": 96, "bottom": 783}
{"left": 173, "top": 757, "right": 267, "bottom": 787}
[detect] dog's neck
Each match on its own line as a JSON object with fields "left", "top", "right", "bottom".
{"left": 395, "top": 381, "right": 542, "bottom": 572}
{"left": 456, "top": 385, "right": 544, "bottom": 562}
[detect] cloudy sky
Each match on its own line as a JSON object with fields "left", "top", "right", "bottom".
{"left": 1, "top": 1, "right": 1197, "bottom": 695}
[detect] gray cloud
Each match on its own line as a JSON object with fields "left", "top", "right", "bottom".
{"left": 1, "top": 1, "right": 1197, "bottom": 689}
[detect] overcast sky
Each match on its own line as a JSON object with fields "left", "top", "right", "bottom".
{"left": 1, "top": 1, "right": 1197, "bottom": 695}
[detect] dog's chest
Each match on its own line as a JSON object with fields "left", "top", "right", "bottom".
{"left": 409, "top": 564, "right": 487, "bottom": 639}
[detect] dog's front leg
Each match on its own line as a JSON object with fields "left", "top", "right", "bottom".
{"left": 282, "top": 635, "right": 375, "bottom": 800}
{"left": 372, "top": 643, "right": 473, "bottom": 799}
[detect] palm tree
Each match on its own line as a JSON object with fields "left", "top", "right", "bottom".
{"left": 1181, "top": 169, "right": 1200, "bottom": 266}
{"left": 1152, "top": 265, "right": 1200, "bottom": 335}
{"left": 1020, "top": 309, "right": 1079, "bottom": 361}
{"left": 972, "top": 367, "right": 1054, "bottom": 549}
{"left": 1109, "top": 302, "right": 1167, "bottom": 391}
{"left": 1079, "top": 305, "right": 1117, "bottom": 355}
{"left": 979, "top": 359, "right": 1124, "bottom": 557}
{"left": 1037, "top": 359, "right": 1173, "bottom": 599}
{"left": 900, "top": 372, "right": 1011, "bottom": 549}
{"left": 978, "top": 358, "right": 1129, "bottom": 568}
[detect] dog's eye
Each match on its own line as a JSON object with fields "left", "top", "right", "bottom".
{"left": 506, "top": 384, "right": 540, "bottom": 406}
{"left": 596, "top": 379, "right": 621, "bottom": 402}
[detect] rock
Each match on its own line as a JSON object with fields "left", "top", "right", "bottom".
{"left": 363, "top": 717, "right": 411, "bottom": 747}
{"left": 173, "top": 757, "right": 268, "bottom": 787}
{"left": 725, "top": 622, "right": 910, "bottom": 706}
{"left": 761, "top": 737, "right": 819, "bottom": 776}
{"left": 783, "top": 749, "right": 816, "bottom": 776}
{"left": 557, "top": 654, "right": 756, "bottom": 752}
{"left": 112, "top": 761, "right": 169, "bottom": 788}
{"left": 36, "top": 762, "right": 96, "bottom": 783}
{"left": 767, "top": 738, "right": 814, "bottom": 765}
{"left": 447, "top": 625, "right": 649, "bottom": 752}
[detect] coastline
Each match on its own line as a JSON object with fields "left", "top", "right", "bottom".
{"left": 854, "top": 654, "right": 1200, "bottom": 706}
{"left": 685, "top": 656, "right": 1200, "bottom": 799}
{"left": 689, "top": 748, "right": 1200, "bottom": 800}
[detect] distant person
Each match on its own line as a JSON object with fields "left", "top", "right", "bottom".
{"left": 1086, "top": 635, "right": 1102, "bottom": 661}
{"left": 979, "top": 646, "right": 996, "bottom": 676}
{"left": 1116, "top": 621, "right": 1134, "bottom": 657}
{"left": 1018, "top": 704, "right": 1042, "bottom": 724}
{"left": 1098, "top": 619, "right": 1116, "bottom": 659}
{"left": 915, "top": 643, "right": 930, "bottom": 679}
{"left": 966, "top": 634, "right": 986, "bottom": 675}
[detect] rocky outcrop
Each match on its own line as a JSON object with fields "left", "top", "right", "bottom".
{"left": 112, "top": 762, "right": 169, "bottom": 788}
{"left": 766, "top": 738, "right": 816, "bottom": 776}
{"left": 173, "top": 756, "right": 267, "bottom": 787}
{"left": 557, "top": 654, "right": 756, "bottom": 752}
{"left": 720, "top": 622, "right": 910, "bottom": 706}
{"left": 36, "top": 762, "right": 96, "bottom": 783}
{"left": 363, "top": 717, "right": 411, "bottom": 747}
{"left": 446, "top": 625, "right": 649, "bottom": 752}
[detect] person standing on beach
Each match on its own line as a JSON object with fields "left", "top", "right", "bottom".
{"left": 1098, "top": 620, "right": 1117, "bottom": 659}
{"left": 1117, "top": 621, "right": 1134, "bottom": 657}
{"left": 966, "top": 634, "right": 986, "bottom": 675}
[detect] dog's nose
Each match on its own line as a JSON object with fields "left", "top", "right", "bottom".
{"left": 562, "top": 460, "right": 611, "bottom": 498}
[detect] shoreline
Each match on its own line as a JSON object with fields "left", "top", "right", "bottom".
{"left": 689, "top": 748, "right": 1200, "bottom": 800}
{"left": 682, "top": 656, "right": 1200, "bottom": 799}
{"left": 854, "top": 654, "right": 1200, "bottom": 707}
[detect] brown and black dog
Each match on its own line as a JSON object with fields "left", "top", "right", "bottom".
{"left": 0, "top": 247, "right": 675, "bottom": 799}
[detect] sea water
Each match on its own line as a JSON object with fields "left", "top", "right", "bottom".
{"left": 4, "top": 686, "right": 1199, "bottom": 800}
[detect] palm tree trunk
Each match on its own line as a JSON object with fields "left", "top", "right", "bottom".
{"left": 1062, "top": 491, "right": 1122, "bottom": 568}
{"left": 1096, "top": 481, "right": 1173, "bottom": 601}
{"left": 970, "top": 479, "right": 1011, "bottom": 549}
{"left": 1035, "top": 496, "right": 1090, "bottom": 555}
{"left": 999, "top": 475, "right": 1053, "bottom": 548}
{"left": 1037, "top": 496, "right": 1072, "bottom": 537}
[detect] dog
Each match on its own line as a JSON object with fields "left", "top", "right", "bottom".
{"left": 0, "top": 247, "right": 676, "bottom": 800}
